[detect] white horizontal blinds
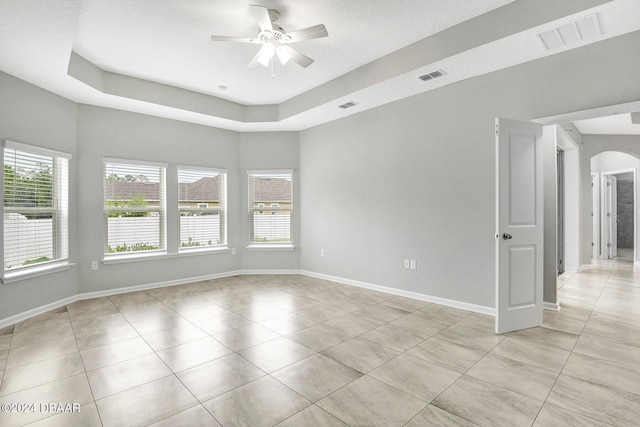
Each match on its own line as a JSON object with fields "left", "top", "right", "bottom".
{"left": 248, "top": 170, "right": 293, "bottom": 244}
{"left": 3, "top": 143, "right": 69, "bottom": 271}
{"left": 103, "top": 160, "right": 166, "bottom": 255}
{"left": 177, "top": 167, "right": 227, "bottom": 250}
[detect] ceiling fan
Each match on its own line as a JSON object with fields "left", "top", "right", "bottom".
{"left": 210, "top": 4, "right": 328, "bottom": 69}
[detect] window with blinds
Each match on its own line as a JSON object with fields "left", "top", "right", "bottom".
{"left": 248, "top": 170, "right": 293, "bottom": 246}
{"left": 103, "top": 159, "right": 166, "bottom": 256}
{"left": 178, "top": 166, "right": 227, "bottom": 251}
{"left": 3, "top": 141, "right": 70, "bottom": 273}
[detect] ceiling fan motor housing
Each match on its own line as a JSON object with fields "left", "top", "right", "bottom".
{"left": 210, "top": 5, "right": 327, "bottom": 69}
{"left": 259, "top": 30, "right": 289, "bottom": 46}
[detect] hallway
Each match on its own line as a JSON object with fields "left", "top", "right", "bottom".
{"left": 542, "top": 247, "right": 640, "bottom": 424}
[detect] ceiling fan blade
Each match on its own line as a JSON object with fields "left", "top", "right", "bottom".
{"left": 210, "top": 35, "right": 260, "bottom": 43}
{"left": 285, "top": 24, "right": 328, "bottom": 42}
{"left": 283, "top": 46, "right": 315, "bottom": 68}
{"left": 249, "top": 4, "right": 273, "bottom": 32}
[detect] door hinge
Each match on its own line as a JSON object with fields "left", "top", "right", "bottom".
{"left": 591, "top": 242, "right": 595, "bottom": 246}
{"left": 607, "top": 243, "right": 612, "bottom": 248}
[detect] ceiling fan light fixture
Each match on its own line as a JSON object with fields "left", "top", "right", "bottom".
{"left": 276, "top": 46, "right": 291, "bottom": 65}
{"left": 257, "top": 43, "right": 275, "bottom": 67}
{"left": 210, "top": 5, "right": 328, "bottom": 70}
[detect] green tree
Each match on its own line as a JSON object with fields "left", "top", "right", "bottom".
{"left": 4, "top": 163, "right": 53, "bottom": 208}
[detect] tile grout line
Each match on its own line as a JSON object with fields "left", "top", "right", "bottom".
{"left": 532, "top": 258, "right": 618, "bottom": 426}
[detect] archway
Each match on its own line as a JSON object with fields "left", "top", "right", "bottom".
{"left": 590, "top": 151, "right": 638, "bottom": 263}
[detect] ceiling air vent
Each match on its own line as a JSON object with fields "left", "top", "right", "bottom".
{"left": 537, "top": 14, "right": 601, "bottom": 51}
{"left": 418, "top": 69, "right": 446, "bottom": 81}
{"left": 338, "top": 101, "right": 359, "bottom": 109}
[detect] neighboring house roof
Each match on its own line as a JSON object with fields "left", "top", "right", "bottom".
{"left": 254, "top": 177, "right": 292, "bottom": 203}
{"left": 178, "top": 176, "right": 221, "bottom": 202}
{"left": 104, "top": 176, "right": 292, "bottom": 203}
{"left": 104, "top": 176, "right": 221, "bottom": 202}
{"left": 104, "top": 181, "right": 160, "bottom": 201}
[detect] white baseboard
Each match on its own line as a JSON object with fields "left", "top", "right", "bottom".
{"left": 579, "top": 264, "right": 593, "bottom": 271}
{"left": 1, "top": 268, "right": 495, "bottom": 329}
{"left": 0, "top": 295, "right": 79, "bottom": 331}
{"left": 544, "top": 301, "right": 560, "bottom": 311}
{"left": 0, "top": 270, "right": 242, "bottom": 329}
{"left": 233, "top": 269, "right": 301, "bottom": 276}
{"left": 299, "top": 270, "right": 495, "bottom": 316}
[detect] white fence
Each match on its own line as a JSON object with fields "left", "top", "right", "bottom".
{"left": 5, "top": 213, "right": 289, "bottom": 266}
{"left": 252, "top": 214, "right": 291, "bottom": 241}
{"left": 4, "top": 213, "right": 53, "bottom": 268}
{"left": 107, "top": 217, "right": 160, "bottom": 249}
{"left": 107, "top": 216, "right": 223, "bottom": 250}
{"left": 179, "top": 216, "right": 222, "bottom": 247}
{"left": 107, "top": 215, "right": 290, "bottom": 247}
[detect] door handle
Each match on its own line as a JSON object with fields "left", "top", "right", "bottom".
{"left": 502, "top": 233, "right": 513, "bottom": 240}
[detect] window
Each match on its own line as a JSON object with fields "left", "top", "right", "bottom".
{"left": 178, "top": 166, "right": 227, "bottom": 251}
{"left": 248, "top": 170, "right": 293, "bottom": 247}
{"left": 103, "top": 159, "right": 166, "bottom": 256}
{"left": 3, "top": 140, "right": 70, "bottom": 277}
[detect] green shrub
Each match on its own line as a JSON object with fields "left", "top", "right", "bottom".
{"left": 23, "top": 256, "right": 52, "bottom": 265}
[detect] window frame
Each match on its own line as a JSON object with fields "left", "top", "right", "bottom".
{"left": 247, "top": 169, "right": 294, "bottom": 250}
{"left": 177, "top": 165, "right": 228, "bottom": 253}
{"left": 2, "top": 140, "right": 71, "bottom": 283}
{"left": 103, "top": 157, "right": 167, "bottom": 260}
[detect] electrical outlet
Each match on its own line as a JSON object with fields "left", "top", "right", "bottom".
{"left": 231, "top": 248, "right": 236, "bottom": 255}
{"left": 410, "top": 259, "right": 417, "bottom": 270}
{"left": 404, "top": 259, "right": 410, "bottom": 269}
{"left": 320, "top": 249, "right": 325, "bottom": 257}
{"left": 91, "top": 261, "right": 99, "bottom": 271}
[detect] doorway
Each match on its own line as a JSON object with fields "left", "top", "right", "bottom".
{"left": 591, "top": 151, "right": 637, "bottom": 262}
{"left": 557, "top": 149, "right": 565, "bottom": 274}
{"left": 615, "top": 172, "right": 635, "bottom": 252}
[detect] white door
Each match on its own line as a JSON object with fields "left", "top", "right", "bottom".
{"left": 495, "top": 118, "right": 544, "bottom": 334}
{"left": 592, "top": 173, "right": 599, "bottom": 259}
{"left": 605, "top": 175, "right": 618, "bottom": 258}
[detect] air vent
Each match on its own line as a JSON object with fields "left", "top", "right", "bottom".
{"left": 418, "top": 69, "right": 446, "bottom": 81}
{"left": 537, "top": 14, "right": 601, "bottom": 51}
{"left": 338, "top": 101, "right": 358, "bottom": 109}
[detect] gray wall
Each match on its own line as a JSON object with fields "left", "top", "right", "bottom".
{"left": 239, "top": 132, "right": 300, "bottom": 271}
{"left": 76, "top": 106, "right": 242, "bottom": 294}
{"left": 0, "top": 72, "right": 78, "bottom": 317}
{"left": 0, "top": 96, "right": 300, "bottom": 320}
{"left": 300, "top": 31, "right": 640, "bottom": 309}
{"left": 2, "top": 29, "right": 640, "bottom": 321}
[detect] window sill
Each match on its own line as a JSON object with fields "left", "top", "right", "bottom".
{"left": 246, "top": 244, "right": 295, "bottom": 251}
{"left": 2, "top": 262, "right": 74, "bottom": 284}
{"left": 103, "top": 247, "right": 229, "bottom": 265}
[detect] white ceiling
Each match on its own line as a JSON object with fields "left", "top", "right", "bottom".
{"left": 573, "top": 113, "right": 640, "bottom": 135}
{"left": 1, "top": 0, "right": 639, "bottom": 132}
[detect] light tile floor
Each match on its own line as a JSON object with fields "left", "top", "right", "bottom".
{"left": 1, "top": 252, "right": 639, "bottom": 426}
